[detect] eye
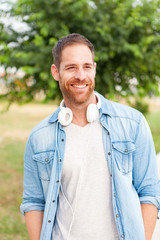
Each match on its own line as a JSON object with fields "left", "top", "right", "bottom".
{"left": 67, "top": 66, "right": 75, "bottom": 70}
{"left": 84, "top": 65, "right": 92, "bottom": 69}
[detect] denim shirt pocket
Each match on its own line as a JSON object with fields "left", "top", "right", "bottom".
{"left": 33, "top": 151, "right": 55, "bottom": 181}
{"left": 112, "top": 142, "right": 135, "bottom": 174}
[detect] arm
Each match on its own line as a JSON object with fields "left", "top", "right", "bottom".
{"left": 20, "top": 137, "right": 45, "bottom": 228}
{"left": 132, "top": 113, "right": 160, "bottom": 237}
{"left": 132, "top": 113, "right": 160, "bottom": 209}
{"left": 141, "top": 203, "right": 157, "bottom": 240}
{"left": 25, "top": 211, "right": 44, "bottom": 240}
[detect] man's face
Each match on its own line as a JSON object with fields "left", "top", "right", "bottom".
{"left": 52, "top": 44, "right": 96, "bottom": 106}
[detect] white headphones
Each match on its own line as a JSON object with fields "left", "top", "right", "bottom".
{"left": 58, "top": 93, "right": 101, "bottom": 126}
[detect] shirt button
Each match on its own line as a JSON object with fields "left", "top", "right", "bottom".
{"left": 107, "top": 131, "right": 110, "bottom": 135}
{"left": 121, "top": 234, "right": 125, "bottom": 238}
{"left": 48, "top": 220, "right": 51, "bottom": 223}
{"left": 52, "top": 200, "right": 55, "bottom": 203}
{"left": 108, "top": 152, "right": 111, "bottom": 156}
{"left": 59, "top": 159, "right": 62, "bottom": 162}
{"left": 45, "top": 158, "right": 48, "bottom": 162}
{"left": 56, "top": 180, "right": 59, "bottom": 183}
{"left": 61, "top": 139, "right": 64, "bottom": 142}
{"left": 125, "top": 149, "right": 128, "bottom": 152}
{"left": 110, "top": 174, "right": 112, "bottom": 177}
{"left": 116, "top": 214, "right": 119, "bottom": 218}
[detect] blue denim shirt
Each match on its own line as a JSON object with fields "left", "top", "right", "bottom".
{"left": 20, "top": 92, "right": 160, "bottom": 240}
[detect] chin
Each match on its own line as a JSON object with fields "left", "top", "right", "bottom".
{"left": 60, "top": 83, "right": 95, "bottom": 105}
{"left": 69, "top": 90, "right": 94, "bottom": 105}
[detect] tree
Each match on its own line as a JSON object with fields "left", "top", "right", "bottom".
{"left": 0, "top": 0, "right": 160, "bottom": 103}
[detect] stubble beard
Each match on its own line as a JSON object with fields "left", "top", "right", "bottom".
{"left": 59, "top": 78, "right": 95, "bottom": 105}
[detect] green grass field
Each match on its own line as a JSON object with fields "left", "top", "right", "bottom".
{"left": 0, "top": 102, "right": 159, "bottom": 239}
{"left": 146, "top": 111, "right": 160, "bottom": 154}
{"left": 0, "top": 103, "right": 55, "bottom": 240}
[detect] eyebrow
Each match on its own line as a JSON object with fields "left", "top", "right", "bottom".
{"left": 64, "top": 63, "right": 93, "bottom": 68}
{"left": 64, "top": 64, "right": 77, "bottom": 69}
{"left": 84, "top": 63, "right": 93, "bottom": 66}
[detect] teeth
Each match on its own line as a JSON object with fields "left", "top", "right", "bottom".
{"left": 72, "top": 85, "right": 86, "bottom": 88}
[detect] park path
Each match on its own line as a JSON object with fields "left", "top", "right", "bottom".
{"left": 152, "top": 152, "right": 160, "bottom": 240}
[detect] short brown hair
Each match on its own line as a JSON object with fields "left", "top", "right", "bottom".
{"left": 52, "top": 33, "right": 95, "bottom": 69}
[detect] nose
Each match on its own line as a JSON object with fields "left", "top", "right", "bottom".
{"left": 75, "top": 68, "right": 86, "bottom": 81}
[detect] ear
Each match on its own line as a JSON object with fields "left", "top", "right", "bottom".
{"left": 51, "top": 64, "right": 60, "bottom": 81}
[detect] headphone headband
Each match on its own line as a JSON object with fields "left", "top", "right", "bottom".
{"left": 58, "top": 93, "right": 101, "bottom": 126}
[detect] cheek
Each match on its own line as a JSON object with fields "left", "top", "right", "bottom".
{"left": 93, "top": 70, "right": 96, "bottom": 78}
{"left": 89, "top": 72, "right": 96, "bottom": 81}
{"left": 88, "top": 69, "right": 96, "bottom": 78}
{"left": 61, "top": 72, "right": 74, "bottom": 82}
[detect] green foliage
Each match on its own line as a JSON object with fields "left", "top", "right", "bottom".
{"left": 131, "top": 98, "right": 149, "bottom": 115}
{"left": 0, "top": 0, "right": 160, "bottom": 102}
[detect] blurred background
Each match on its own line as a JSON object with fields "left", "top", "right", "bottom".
{"left": 0, "top": 0, "right": 160, "bottom": 239}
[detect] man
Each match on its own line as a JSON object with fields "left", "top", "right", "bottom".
{"left": 20, "top": 33, "right": 160, "bottom": 240}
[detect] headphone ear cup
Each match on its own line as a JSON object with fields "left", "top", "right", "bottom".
{"left": 87, "top": 104, "right": 99, "bottom": 123}
{"left": 58, "top": 107, "right": 73, "bottom": 126}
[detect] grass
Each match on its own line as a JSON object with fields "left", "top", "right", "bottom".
{"left": 0, "top": 139, "right": 28, "bottom": 240}
{"left": 0, "top": 102, "right": 55, "bottom": 240}
{"left": 146, "top": 111, "right": 160, "bottom": 154}
{"left": 0, "top": 101, "right": 159, "bottom": 239}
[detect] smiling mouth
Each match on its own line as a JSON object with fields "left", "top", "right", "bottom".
{"left": 70, "top": 84, "right": 88, "bottom": 88}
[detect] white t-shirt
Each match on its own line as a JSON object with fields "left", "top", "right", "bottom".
{"left": 52, "top": 120, "right": 119, "bottom": 240}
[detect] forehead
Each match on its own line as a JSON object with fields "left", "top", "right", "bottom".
{"left": 60, "top": 44, "right": 93, "bottom": 65}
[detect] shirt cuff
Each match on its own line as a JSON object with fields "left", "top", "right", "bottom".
{"left": 20, "top": 202, "right": 45, "bottom": 216}
{"left": 140, "top": 196, "right": 160, "bottom": 210}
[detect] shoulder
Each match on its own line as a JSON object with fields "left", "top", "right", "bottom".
{"left": 29, "top": 107, "right": 60, "bottom": 139}
{"left": 26, "top": 107, "right": 60, "bottom": 153}
{"left": 98, "top": 93, "right": 142, "bottom": 124}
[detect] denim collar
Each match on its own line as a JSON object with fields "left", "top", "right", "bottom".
{"left": 48, "top": 92, "right": 112, "bottom": 124}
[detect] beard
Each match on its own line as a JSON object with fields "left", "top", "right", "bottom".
{"left": 59, "top": 78, "right": 95, "bottom": 105}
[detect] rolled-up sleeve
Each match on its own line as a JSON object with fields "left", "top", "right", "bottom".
{"left": 20, "top": 136, "right": 45, "bottom": 215}
{"left": 132, "top": 113, "right": 160, "bottom": 210}
{"left": 20, "top": 202, "right": 45, "bottom": 216}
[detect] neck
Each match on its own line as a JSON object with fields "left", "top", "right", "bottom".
{"left": 64, "top": 93, "right": 97, "bottom": 127}
{"left": 72, "top": 105, "right": 89, "bottom": 127}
